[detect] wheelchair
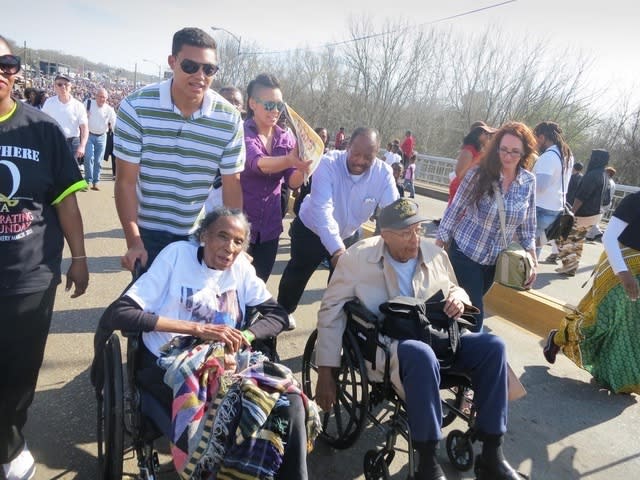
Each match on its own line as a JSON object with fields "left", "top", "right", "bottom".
{"left": 301, "top": 299, "right": 479, "bottom": 479}
{"left": 93, "top": 264, "right": 280, "bottom": 480}
{"left": 95, "top": 329, "right": 169, "bottom": 479}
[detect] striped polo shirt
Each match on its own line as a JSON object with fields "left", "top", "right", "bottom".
{"left": 114, "top": 79, "right": 245, "bottom": 235}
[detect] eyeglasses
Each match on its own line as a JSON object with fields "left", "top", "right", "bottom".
{"left": 498, "top": 147, "right": 523, "bottom": 158}
{"left": 387, "top": 225, "right": 423, "bottom": 241}
{"left": 55, "top": 82, "right": 70, "bottom": 88}
{"left": 253, "top": 98, "right": 285, "bottom": 112}
{"left": 179, "top": 58, "right": 219, "bottom": 77}
{"left": 0, "top": 54, "right": 21, "bottom": 75}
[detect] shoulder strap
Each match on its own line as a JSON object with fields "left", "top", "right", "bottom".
{"left": 493, "top": 182, "right": 508, "bottom": 247}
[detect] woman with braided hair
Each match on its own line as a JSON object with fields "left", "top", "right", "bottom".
{"left": 533, "top": 121, "right": 574, "bottom": 261}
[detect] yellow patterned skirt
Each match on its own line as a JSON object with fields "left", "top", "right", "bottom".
{"left": 554, "top": 246, "right": 640, "bottom": 394}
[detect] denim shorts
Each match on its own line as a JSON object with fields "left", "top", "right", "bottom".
{"left": 536, "top": 206, "right": 562, "bottom": 239}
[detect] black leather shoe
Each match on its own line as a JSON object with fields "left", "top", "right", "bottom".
{"left": 474, "top": 454, "right": 528, "bottom": 479}
{"left": 543, "top": 329, "right": 560, "bottom": 364}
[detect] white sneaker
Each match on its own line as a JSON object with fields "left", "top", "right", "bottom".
{"left": 3, "top": 443, "right": 36, "bottom": 480}
{"left": 287, "top": 314, "right": 297, "bottom": 331}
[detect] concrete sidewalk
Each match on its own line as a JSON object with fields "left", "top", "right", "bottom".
{"left": 24, "top": 173, "right": 639, "bottom": 479}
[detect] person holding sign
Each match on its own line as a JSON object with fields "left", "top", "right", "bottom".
{"left": 241, "top": 73, "right": 312, "bottom": 284}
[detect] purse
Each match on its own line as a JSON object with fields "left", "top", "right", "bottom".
{"left": 378, "top": 290, "right": 477, "bottom": 370}
{"left": 544, "top": 204, "right": 574, "bottom": 241}
{"left": 494, "top": 186, "right": 535, "bottom": 290}
{"left": 544, "top": 152, "right": 574, "bottom": 241}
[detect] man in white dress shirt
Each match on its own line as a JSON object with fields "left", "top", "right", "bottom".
{"left": 277, "top": 127, "right": 399, "bottom": 322}
{"left": 84, "top": 88, "right": 116, "bottom": 190}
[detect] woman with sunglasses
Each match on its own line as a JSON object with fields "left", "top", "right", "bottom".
{"left": 436, "top": 122, "right": 538, "bottom": 331}
{"left": 0, "top": 36, "right": 89, "bottom": 480}
{"left": 240, "top": 73, "right": 311, "bottom": 285}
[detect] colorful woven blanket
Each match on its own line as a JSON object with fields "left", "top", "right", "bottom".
{"left": 159, "top": 339, "right": 321, "bottom": 479}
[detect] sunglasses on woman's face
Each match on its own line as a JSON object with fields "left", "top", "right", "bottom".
{"left": 253, "top": 98, "right": 285, "bottom": 112}
{"left": 0, "top": 54, "right": 21, "bottom": 75}
{"left": 179, "top": 58, "right": 219, "bottom": 77}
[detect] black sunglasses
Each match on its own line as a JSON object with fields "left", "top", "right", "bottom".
{"left": 179, "top": 58, "right": 219, "bottom": 77}
{"left": 253, "top": 98, "right": 285, "bottom": 112}
{"left": 0, "top": 54, "right": 21, "bottom": 75}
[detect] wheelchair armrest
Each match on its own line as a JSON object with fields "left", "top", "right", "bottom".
{"left": 344, "top": 299, "right": 381, "bottom": 327}
{"left": 122, "top": 330, "right": 142, "bottom": 339}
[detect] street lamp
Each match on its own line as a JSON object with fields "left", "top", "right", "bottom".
{"left": 211, "top": 26, "right": 242, "bottom": 56}
{"left": 142, "top": 58, "right": 162, "bottom": 82}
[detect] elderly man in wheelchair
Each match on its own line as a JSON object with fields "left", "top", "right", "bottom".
{"left": 314, "top": 199, "right": 524, "bottom": 480}
{"left": 93, "top": 207, "right": 320, "bottom": 479}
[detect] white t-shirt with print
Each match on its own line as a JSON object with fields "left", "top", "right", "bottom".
{"left": 125, "top": 241, "right": 271, "bottom": 357}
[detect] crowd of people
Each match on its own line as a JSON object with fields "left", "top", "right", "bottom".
{"left": 1, "top": 26, "right": 639, "bottom": 480}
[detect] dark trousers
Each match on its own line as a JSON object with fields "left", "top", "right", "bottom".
{"left": 398, "top": 333, "right": 508, "bottom": 442}
{"left": 139, "top": 227, "right": 189, "bottom": 269}
{"left": 248, "top": 238, "right": 280, "bottom": 283}
{"left": 104, "top": 130, "right": 115, "bottom": 175}
{"left": 0, "top": 286, "right": 57, "bottom": 463}
{"left": 137, "top": 344, "right": 307, "bottom": 478}
{"left": 280, "top": 187, "right": 290, "bottom": 218}
{"left": 277, "top": 217, "right": 360, "bottom": 313}
{"left": 277, "top": 217, "right": 331, "bottom": 314}
{"left": 447, "top": 239, "right": 496, "bottom": 332}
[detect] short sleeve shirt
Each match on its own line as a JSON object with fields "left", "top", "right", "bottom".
{"left": 125, "top": 241, "right": 271, "bottom": 356}
{"left": 240, "top": 118, "right": 296, "bottom": 243}
{"left": 0, "top": 102, "right": 85, "bottom": 295}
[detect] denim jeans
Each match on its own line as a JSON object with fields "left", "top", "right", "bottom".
{"left": 403, "top": 179, "right": 415, "bottom": 198}
{"left": 535, "top": 206, "right": 562, "bottom": 257}
{"left": 65, "top": 136, "right": 80, "bottom": 162}
{"left": 447, "top": 239, "right": 496, "bottom": 332}
{"left": 85, "top": 133, "right": 107, "bottom": 185}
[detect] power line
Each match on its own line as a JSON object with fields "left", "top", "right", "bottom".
{"left": 241, "top": 0, "right": 517, "bottom": 56}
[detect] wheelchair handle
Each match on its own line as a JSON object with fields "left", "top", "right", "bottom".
{"left": 132, "top": 258, "right": 144, "bottom": 281}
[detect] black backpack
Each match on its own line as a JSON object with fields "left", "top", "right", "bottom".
{"left": 378, "top": 290, "right": 478, "bottom": 370}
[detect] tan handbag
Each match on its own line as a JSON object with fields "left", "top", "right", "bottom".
{"left": 494, "top": 186, "right": 535, "bottom": 290}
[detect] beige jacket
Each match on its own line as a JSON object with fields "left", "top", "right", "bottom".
{"left": 316, "top": 235, "right": 470, "bottom": 399}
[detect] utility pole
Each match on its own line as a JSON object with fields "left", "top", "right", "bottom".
{"left": 23, "top": 41, "right": 28, "bottom": 82}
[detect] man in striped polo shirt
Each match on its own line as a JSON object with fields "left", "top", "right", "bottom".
{"left": 114, "top": 27, "right": 245, "bottom": 271}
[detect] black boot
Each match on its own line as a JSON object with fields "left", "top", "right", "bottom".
{"left": 474, "top": 434, "right": 526, "bottom": 480}
{"left": 413, "top": 440, "right": 447, "bottom": 480}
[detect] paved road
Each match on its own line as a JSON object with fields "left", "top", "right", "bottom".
{"left": 26, "top": 173, "right": 639, "bottom": 479}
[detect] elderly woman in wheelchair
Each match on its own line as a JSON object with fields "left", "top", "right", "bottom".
{"left": 312, "top": 199, "right": 525, "bottom": 480}
{"left": 94, "top": 207, "right": 320, "bottom": 479}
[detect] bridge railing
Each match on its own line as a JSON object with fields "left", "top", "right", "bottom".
{"left": 412, "top": 152, "right": 639, "bottom": 222}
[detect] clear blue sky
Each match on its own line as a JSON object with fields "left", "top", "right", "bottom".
{"left": 4, "top": 0, "right": 639, "bottom": 103}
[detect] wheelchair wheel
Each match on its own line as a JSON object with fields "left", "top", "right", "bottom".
{"left": 363, "top": 449, "right": 393, "bottom": 480}
{"left": 441, "top": 385, "right": 465, "bottom": 428}
{"left": 302, "top": 328, "right": 369, "bottom": 449}
{"left": 97, "top": 334, "right": 125, "bottom": 479}
{"left": 446, "top": 429, "right": 474, "bottom": 471}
